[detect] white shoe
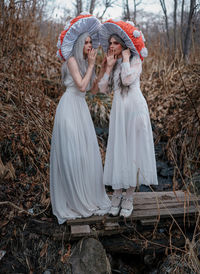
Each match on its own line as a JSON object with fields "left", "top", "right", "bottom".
{"left": 108, "top": 194, "right": 122, "bottom": 217}
{"left": 120, "top": 197, "right": 134, "bottom": 218}
{"left": 108, "top": 206, "right": 121, "bottom": 217}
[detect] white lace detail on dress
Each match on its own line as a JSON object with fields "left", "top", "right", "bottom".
{"left": 121, "top": 56, "right": 142, "bottom": 86}
{"left": 102, "top": 56, "right": 158, "bottom": 189}
{"left": 98, "top": 56, "right": 142, "bottom": 93}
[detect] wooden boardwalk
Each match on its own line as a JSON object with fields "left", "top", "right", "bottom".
{"left": 68, "top": 191, "right": 200, "bottom": 238}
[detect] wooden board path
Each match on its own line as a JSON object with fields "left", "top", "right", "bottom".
{"left": 68, "top": 191, "right": 200, "bottom": 238}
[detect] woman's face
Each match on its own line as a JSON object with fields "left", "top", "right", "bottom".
{"left": 109, "top": 37, "right": 123, "bottom": 57}
{"left": 83, "top": 36, "right": 92, "bottom": 57}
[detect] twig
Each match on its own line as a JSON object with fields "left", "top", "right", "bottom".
{"left": 0, "top": 200, "right": 50, "bottom": 217}
{"left": 122, "top": 232, "right": 186, "bottom": 254}
{"left": 0, "top": 201, "right": 32, "bottom": 215}
{"left": 177, "top": 67, "right": 200, "bottom": 124}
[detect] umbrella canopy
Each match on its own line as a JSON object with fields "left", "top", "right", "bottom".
{"left": 99, "top": 19, "right": 148, "bottom": 61}
{"left": 57, "top": 13, "right": 101, "bottom": 61}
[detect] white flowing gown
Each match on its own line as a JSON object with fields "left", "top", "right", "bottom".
{"left": 50, "top": 66, "right": 111, "bottom": 224}
{"left": 99, "top": 56, "right": 158, "bottom": 190}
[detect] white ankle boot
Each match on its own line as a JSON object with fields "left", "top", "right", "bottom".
{"left": 108, "top": 194, "right": 123, "bottom": 217}
{"left": 120, "top": 196, "right": 134, "bottom": 218}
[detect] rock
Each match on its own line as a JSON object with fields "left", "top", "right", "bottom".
{"left": 114, "top": 256, "right": 141, "bottom": 274}
{"left": 157, "top": 177, "right": 172, "bottom": 189}
{"left": 155, "top": 143, "right": 165, "bottom": 158}
{"left": 43, "top": 270, "right": 52, "bottom": 274}
{"left": 144, "top": 254, "right": 155, "bottom": 267}
{"left": 156, "top": 161, "right": 169, "bottom": 173}
{"left": 151, "top": 184, "right": 164, "bottom": 191}
{"left": 160, "top": 167, "right": 174, "bottom": 178}
{"left": 69, "top": 238, "right": 111, "bottom": 274}
{"left": 139, "top": 185, "right": 151, "bottom": 192}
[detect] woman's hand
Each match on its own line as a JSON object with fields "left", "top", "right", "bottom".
{"left": 107, "top": 50, "right": 117, "bottom": 68}
{"left": 122, "top": 48, "right": 131, "bottom": 62}
{"left": 101, "top": 55, "right": 107, "bottom": 71}
{"left": 88, "top": 49, "right": 97, "bottom": 67}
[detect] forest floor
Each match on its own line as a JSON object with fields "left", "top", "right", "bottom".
{"left": 0, "top": 63, "right": 200, "bottom": 272}
{"left": 0, "top": 16, "right": 200, "bottom": 272}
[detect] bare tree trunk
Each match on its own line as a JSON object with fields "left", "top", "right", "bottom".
{"left": 75, "top": 0, "right": 83, "bottom": 15}
{"left": 89, "top": 0, "right": 96, "bottom": 14}
{"left": 183, "top": 0, "right": 196, "bottom": 62}
{"left": 0, "top": 0, "right": 5, "bottom": 21}
{"left": 133, "top": 0, "right": 142, "bottom": 23}
{"left": 124, "top": 0, "right": 130, "bottom": 20}
{"left": 31, "top": 0, "right": 37, "bottom": 19}
{"left": 181, "top": 0, "right": 185, "bottom": 51}
{"left": 159, "top": 0, "right": 170, "bottom": 46}
{"left": 173, "top": 0, "right": 177, "bottom": 52}
{"left": 133, "top": 0, "right": 136, "bottom": 22}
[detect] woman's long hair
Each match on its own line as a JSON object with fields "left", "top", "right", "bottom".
{"left": 108, "top": 34, "right": 132, "bottom": 95}
{"left": 61, "top": 32, "right": 95, "bottom": 89}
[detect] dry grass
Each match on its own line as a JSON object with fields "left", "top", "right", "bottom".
{"left": 141, "top": 56, "right": 200, "bottom": 186}
{"left": 0, "top": 2, "right": 199, "bottom": 272}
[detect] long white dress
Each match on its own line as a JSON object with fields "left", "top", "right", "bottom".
{"left": 99, "top": 56, "right": 158, "bottom": 190}
{"left": 50, "top": 66, "right": 111, "bottom": 224}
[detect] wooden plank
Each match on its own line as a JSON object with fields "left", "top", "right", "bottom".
{"left": 71, "top": 225, "right": 90, "bottom": 236}
{"left": 134, "top": 201, "right": 199, "bottom": 211}
{"left": 133, "top": 196, "right": 199, "bottom": 204}
{"left": 66, "top": 192, "right": 200, "bottom": 226}
{"left": 132, "top": 190, "right": 192, "bottom": 197}
{"left": 108, "top": 191, "right": 198, "bottom": 202}
{"left": 133, "top": 193, "right": 199, "bottom": 205}
{"left": 130, "top": 206, "right": 197, "bottom": 219}
{"left": 104, "top": 222, "right": 120, "bottom": 231}
{"left": 67, "top": 215, "right": 117, "bottom": 225}
{"left": 68, "top": 205, "right": 198, "bottom": 226}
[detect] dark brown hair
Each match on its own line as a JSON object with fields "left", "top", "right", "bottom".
{"left": 108, "top": 34, "right": 130, "bottom": 95}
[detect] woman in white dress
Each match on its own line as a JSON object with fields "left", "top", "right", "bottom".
{"left": 50, "top": 14, "right": 111, "bottom": 224}
{"left": 98, "top": 20, "right": 158, "bottom": 218}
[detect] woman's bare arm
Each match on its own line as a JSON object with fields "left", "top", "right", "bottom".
{"left": 95, "top": 52, "right": 117, "bottom": 94}
{"left": 67, "top": 49, "right": 97, "bottom": 92}
{"left": 91, "top": 56, "right": 107, "bottom": 94}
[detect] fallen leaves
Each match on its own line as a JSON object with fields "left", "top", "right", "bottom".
{"left": 60, "top": 244, "right": 71, "bottom": 263}
{"left": 142, "top": 59, "right": 200, "bottom": 180}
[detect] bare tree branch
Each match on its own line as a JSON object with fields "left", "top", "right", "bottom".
{"left": 89, "top": 0, "right": 96, "bottom": 14}
{"left": 99, "top": 0, "right": 115, "bottom": 19}
{"left": 159, "top": 0, "right": 170, "bottom": 45}
{"left": 173, "top": 0, "right": 177, "bottom": 51}
{"left": 183, "top": 0, "right": 196, "bottom": 61}
{"left": 124, "top": 0, "right": 130, "bottom": 20}
{"left": 74, "top": 0, "right": 83, "bottom": 16}
{"left": 181, "top": 0, "right": 185, "bottom": 51}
